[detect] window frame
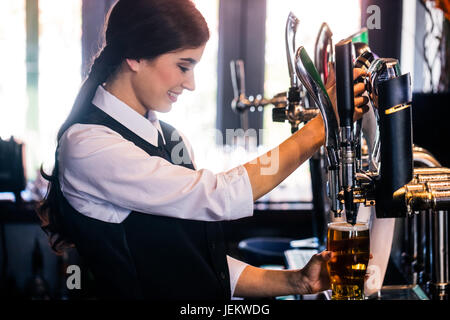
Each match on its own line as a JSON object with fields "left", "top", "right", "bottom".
{"left": 216, "top": 0, "right": 266, "bottom": 146}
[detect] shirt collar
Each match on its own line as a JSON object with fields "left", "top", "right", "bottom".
{"left": 92, "top": 85, "right": 165, "bottom": 146}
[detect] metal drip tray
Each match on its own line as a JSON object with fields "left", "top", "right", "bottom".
{"left": 366, "top": 285, "right": 429, "bottom": 300}
{"left": 298, "top": 285, "right": 429, "bottom": 300}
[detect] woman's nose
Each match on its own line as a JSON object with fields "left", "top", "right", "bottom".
{"left": 182, "top": 72, "right": 195, "bottom": 91}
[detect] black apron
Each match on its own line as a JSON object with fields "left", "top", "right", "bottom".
{"left": 56, "top": 105, "right": 231, "bottom": 300}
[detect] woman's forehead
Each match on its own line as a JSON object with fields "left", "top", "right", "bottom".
{"left": 169, "top": 45, "right": 206, "bottom": 62}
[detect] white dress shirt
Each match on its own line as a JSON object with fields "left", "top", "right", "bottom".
{"left": 58, "top": 85, "right": 252, "bottom": 297}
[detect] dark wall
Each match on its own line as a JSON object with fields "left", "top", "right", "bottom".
{"left": 361, "top": 0, "right": 403, "bottom": 60}
{"left": 411, "top": 93, "right": 450, "bottom": 167}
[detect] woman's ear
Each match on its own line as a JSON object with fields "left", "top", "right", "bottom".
{"left": 125, "top": 58, "right": 141, "bottom": 72}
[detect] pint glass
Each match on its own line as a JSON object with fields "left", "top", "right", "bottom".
{"left": 327, "top": 222, "right": 370, "bottom": 300}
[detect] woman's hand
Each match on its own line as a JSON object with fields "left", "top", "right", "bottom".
{"left": 292, "top": 251, "right": 374, "bottom": 296}
{"left": 325, "top": 63, "right": 369, "bottom": 122}
{"left": 292, "top": 251, "right": 332, "bottom": 295}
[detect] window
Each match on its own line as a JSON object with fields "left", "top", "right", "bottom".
{"left": 262, "top": 0, "right": 361, "bottom": 202}
{"left": 0, "top": 0, "right": 221, "bottom": 182}
{"left": 0, "top": 0, "right": 82, "bottom": 180}
{"left": 0, "top": 2, "right": 27, "bottom": 146}
{"left": 38, "top": 0, "right": 82, "bottom": 176}
{"left": 158, "top": 0, "right": 220, "bottom": 172}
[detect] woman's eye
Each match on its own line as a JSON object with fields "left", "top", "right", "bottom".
{"left": 179, "top": 65, "right": 189, "bottom": 73}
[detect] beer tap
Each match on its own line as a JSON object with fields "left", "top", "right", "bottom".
{"left": 230, "top": 59, "right": 287, "bottom": 131}
{"left": 286, "top": 12, "right": 300, "bottom": 90}
{"left": 334, "top": 37, "right": 374, "bottom": 222}
{"left": 294, "top": 36, "right": 415, "bottom": 225}
{"left": 230, "top": 12, "right": 319, "bottom": 134}
{"left": 335, "top": 39, "right": 358, "bottom": 225}
{"left": 309, "top": 22, "right": 334, "bottom": 246}
{"left": 314, "top": 22, "right": 334, "bottom": 85}
{"left": 343, "top": 44, "right": 449, "bottom": 298}
{"left": 294, "top": 46, "right": 342, "bottom": 217}
{"left": 284, "top": 11, "right": 303, "bottom": 133}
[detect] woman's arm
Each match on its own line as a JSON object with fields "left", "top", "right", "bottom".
{"left": 233, "top": 251, "right": 332, "bottom": 298}
{"left": 243, "top": 115, "right": 325, "bottom": 202}
{"left": 243, "top": 68, "right": 368, "bottom": 202}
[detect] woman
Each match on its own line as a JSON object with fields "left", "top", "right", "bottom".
{"left": 38, "top": 0, "right": 368, "bottom": 299}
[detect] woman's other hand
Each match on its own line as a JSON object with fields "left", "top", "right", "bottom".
{"left": 293, "top": 251, "right": 332, "bottom": 295}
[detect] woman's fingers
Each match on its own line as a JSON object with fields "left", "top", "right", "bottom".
{"left": 353, "top": 68, "right": 369, "bottom": 120}
{"left": 317, "top": 250, "right": 332, "bottom": 261}
{"left": 354, "top": 68, "right": 367, "bottom": 81}
{"left": 354, "top": 95, "right": 369, "bottom": 108}
{"left": 354, "top": 82, "right": 366, "bottom": 96}
{"left": 353, "top": 102, "right": 369, "bottom": 121}
{"left": 327, "top": 67, "right": 370, "bottom": 122}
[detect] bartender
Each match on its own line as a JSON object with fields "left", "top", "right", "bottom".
{"left": 37, "top": 0, "right": 368, "bottom": 299}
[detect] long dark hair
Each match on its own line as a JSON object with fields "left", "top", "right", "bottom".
{"left": 37, "top": 0, "right": 209, "bottom": 254}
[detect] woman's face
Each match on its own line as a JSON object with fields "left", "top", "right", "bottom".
{"left": 129, "top": 44, "right": 206, "bottom": 114}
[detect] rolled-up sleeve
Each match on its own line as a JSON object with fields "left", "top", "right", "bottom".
{"left": 227, "top": 255, "right": 249, "bottom": 298}
{"left": 58, "top": 124, "right": 254, "bottom": 223}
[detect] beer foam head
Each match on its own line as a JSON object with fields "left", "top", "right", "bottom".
{"left": 328, "top": 222, "right": 369, "bottom": 231}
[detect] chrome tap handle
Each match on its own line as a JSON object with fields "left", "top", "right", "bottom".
{"left": 230, "top": 60, "right": 246, "bottom": 110}
{"left": 295, "top": 46, "right": 342, "bottom": 216}
{"left": 314, "top": 22, "right": 334, "bottom": 85}
{"left": 295, "top": 46, "right": 339, "bottom": 154}
{"left": 285, "top": 12, "right": 300, "bottom": 88}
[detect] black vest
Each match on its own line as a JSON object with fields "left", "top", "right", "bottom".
{"left": 57, "top": 105, "right": 231, "bottom": 300}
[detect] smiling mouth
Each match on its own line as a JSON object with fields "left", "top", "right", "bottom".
{"left": 167, "top": 90, "right": 180, "bottom": 102}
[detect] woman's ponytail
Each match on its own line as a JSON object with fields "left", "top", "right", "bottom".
{"left": 57, "top": 45, "right": 120, "bottom": 141}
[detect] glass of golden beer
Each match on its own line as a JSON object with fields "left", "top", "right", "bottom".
{"left": 327, "top": 221, "right": 370, "bottom": 300}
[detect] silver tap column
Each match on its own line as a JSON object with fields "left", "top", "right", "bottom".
{"left": 335, "top": 39, "right": 358, "bottom": 225}
{"left": 285, "top": 12, "right": 301, "bottom": 133}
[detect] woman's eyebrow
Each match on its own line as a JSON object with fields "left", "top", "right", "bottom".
{"left": 180, "top": 57, "right": 198, "bottom": 65}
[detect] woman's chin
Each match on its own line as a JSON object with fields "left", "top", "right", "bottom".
{"left": 153, "top": 104, "right": 173, "bottom": 113}
{"left": 162, "top": 105, "right": 173, "bottom": 113}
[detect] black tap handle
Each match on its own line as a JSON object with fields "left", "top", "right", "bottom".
{"left": 335, "top": 39, "right": 355, "bottom": 128}
{"left": 230, "top": 60, "right": 246, "bottom": 99}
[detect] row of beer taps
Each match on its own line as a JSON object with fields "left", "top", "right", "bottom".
{"left": 230, "top": 11, "right": 450, "bottom": 225}
{"left": 230, "top": 11, "right": 449, "bottom": 298}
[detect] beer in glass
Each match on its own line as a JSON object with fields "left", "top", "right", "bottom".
{"left": 327, "top": 222, "right": 370, "bottom": 300}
